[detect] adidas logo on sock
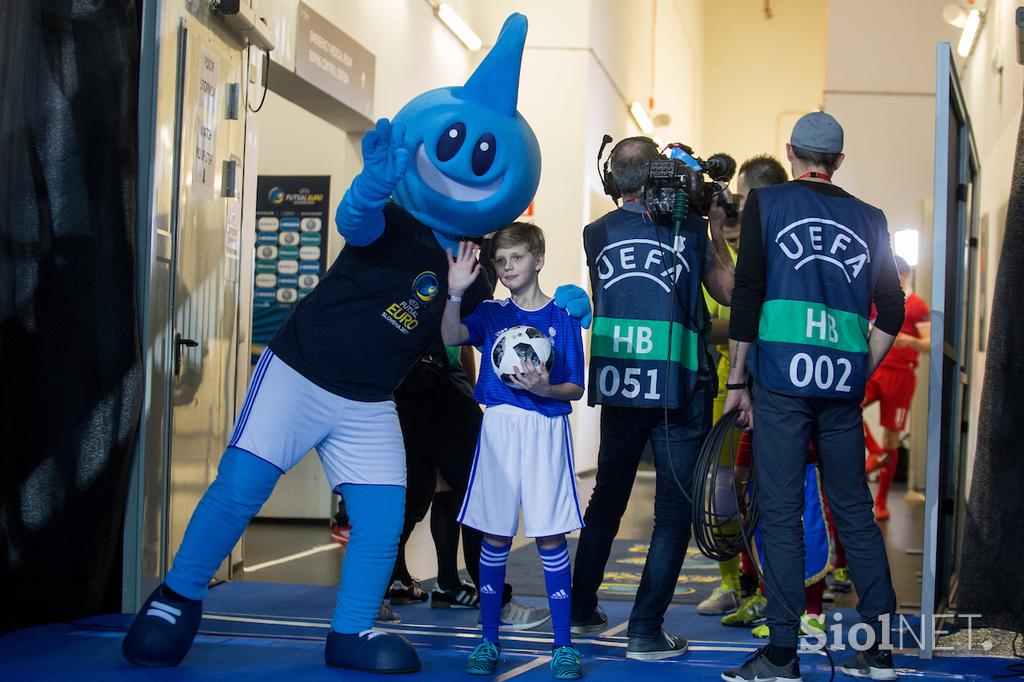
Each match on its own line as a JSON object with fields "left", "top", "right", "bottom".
{"left": 480, "top": 585, "right": 496, "bottom": 595}
{"left": 549, "top": 589, "right": 569, "bottom": 600}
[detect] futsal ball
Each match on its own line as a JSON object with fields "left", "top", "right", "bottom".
{"left": 491, "top": 325, "right": 553, "bottom": 388}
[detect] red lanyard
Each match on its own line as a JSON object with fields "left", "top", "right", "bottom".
{"left": 798, "top": 171, "right": 831, "bottom": 182}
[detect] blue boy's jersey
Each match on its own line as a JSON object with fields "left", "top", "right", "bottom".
{"left": 462, "top": 298, "right": 585, "bottom": 417}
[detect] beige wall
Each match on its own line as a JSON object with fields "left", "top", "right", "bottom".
{"left": 702, "top": 0, "right": 827, "bottom": 176}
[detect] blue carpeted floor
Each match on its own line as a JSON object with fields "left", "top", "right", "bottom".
{"left": 0, "top": 581, "right": 1017, "bottom": 681}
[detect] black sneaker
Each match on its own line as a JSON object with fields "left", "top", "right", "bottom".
{"left": 841, "top": 648, "right": 897, "bottom": 680}
{"left": 625, "top": 630, "right": 688, "bottom": 660}
{"left": 722, "top": 646, "right": 802, "bottom": 681}
{"left": 387, "top": 579, "right": 428, "bottom": 605}
{"left": 569, "top": 604, "right": 607, "bottom": 635}
{"left": 431, "top": 581, "right": 479, "bottom": 609}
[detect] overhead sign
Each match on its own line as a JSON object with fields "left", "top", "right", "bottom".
{"left": 295, "top": 1, "right": 375, "bottom": 119}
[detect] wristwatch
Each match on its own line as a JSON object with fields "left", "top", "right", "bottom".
{"left": 725, "top": 382, "right": 748, "bottom": 390}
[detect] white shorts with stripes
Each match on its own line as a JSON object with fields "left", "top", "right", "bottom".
{"left": 229, "top": 349, "right": 406, "bottom": 490}
{"left": 458, "top": 404, "right": 584, "bottom": 538}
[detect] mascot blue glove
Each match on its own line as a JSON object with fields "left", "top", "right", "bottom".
{"left": 554, "top": 284, "right": 592, "bottom": 329}
{"left": 336, "top": 119, "right": 409, "bottom": 246}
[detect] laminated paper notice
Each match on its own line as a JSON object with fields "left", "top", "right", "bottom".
{"left": 193, "top": 50, "right": 218, "bottom": 199}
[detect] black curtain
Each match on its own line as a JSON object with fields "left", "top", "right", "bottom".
{"left": 958, "top": 93, "right": 1024, "bottom": 633}
{"left": 0, "top": 0, "right": 141, "bottom": 633}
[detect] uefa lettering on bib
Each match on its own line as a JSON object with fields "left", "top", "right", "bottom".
{"left": 749, "top": 183, "right": 888, "bottom": 400}
{"left": 585, "top": 209, "right": 707, "bottom": 409}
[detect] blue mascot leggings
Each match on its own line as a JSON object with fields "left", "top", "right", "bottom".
{"left": 165, "top": 447, "right": 406, "bottom": 634}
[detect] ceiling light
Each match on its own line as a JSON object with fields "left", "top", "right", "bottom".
{"left": 942, "top": 4, "right": 968, "bottom": 28}
{"left": 435, "top": 3, "right": 481, "bottom": 52}
{"left": 629, "top": 101, "right": 654, "bottom": 135}
{"left": 957, "top": 9, "right": 983, "bottom": 58}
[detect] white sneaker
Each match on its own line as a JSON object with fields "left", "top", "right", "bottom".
{"left": 697, "top": 586, "right": 740, "bottom": 615}
{"left": 375, "top": 600, "right": 401, "bottom": 624}
{"left": 497, "top": 597, "right": 550, "bottom": 631}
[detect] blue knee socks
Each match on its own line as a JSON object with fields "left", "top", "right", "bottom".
{"left": 479, "top": 542, "right": 511, "bottom": 644}
{"left": 540, "top": 542, "right": 572, "bottom": 647}
{"left": 166, "top": 447, "right": 281, "bottom": 600}
{"left": 332, "top": 483, "right": 405, "bottom": 634}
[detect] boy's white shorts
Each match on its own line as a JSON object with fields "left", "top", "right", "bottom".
{"left": 229, "top": 349, "right": 406, "bottom": 490}
{"left": 458, "top": 404, "right": 584, "bottom": 538}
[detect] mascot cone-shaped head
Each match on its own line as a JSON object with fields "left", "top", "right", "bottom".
{"left": 392, "top": 14, "right": 540, "bottom": 238}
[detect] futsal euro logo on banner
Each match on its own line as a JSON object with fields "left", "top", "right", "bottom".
{"left": 593, "top": 236, "right": 689, "bottom": 291}
{"left": 775, "top": 218, "right": 870, "bottom": 282}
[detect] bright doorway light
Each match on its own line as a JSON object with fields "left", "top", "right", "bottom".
{"left": 435, "top": 3, "right": 481, "bottom": 51}
{"left": 894, "top": 229, "right": 920, "bottom": 267}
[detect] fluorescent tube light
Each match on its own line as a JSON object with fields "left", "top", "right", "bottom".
{"left": 436, "top": 3, "right": 481, "bottom": 52}
{"left": 629, "top": 101, "right": 654, "bottom": 135}
{"left": 957, "top": 9, "right": 982, "bottom": 58}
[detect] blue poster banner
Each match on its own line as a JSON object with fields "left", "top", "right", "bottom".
{"left": 252, "top": 175, "right": 330, "bottom": 350}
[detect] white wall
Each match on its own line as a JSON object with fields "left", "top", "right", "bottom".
{"left": 958, "top": 0, "right": 1022, "bottom": 494}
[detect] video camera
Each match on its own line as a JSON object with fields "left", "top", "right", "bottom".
{"left": 645, "top": 144, "right": 738, "bottom": 223}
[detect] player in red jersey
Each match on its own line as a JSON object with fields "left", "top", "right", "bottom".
{"left": 863, "top": 255, "right": 930, "bottom": 521}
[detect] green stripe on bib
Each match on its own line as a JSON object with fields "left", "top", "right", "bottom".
{"left": 758, "top": 299, "right": 869, "bottom": 353}
{"left": 591, "top": 316, "right": 699, "bottom": 370}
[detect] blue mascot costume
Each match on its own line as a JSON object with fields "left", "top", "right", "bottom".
{"left": 122, "top": 14, "right": 589, "bottom": 674}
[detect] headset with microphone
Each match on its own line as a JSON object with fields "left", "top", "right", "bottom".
{"left": 596, "top": 134, "right": 620, "bottom": 202}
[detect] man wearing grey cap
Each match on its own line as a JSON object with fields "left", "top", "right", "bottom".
{"left": 720, "top": 111, "right": 905, "bottom": 681}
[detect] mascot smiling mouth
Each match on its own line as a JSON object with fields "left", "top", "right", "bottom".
{"left": 415, "top": 144, "right": 504, "bottom": 202}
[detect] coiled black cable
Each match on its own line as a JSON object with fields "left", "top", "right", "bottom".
{"left": 690, "top": 409, "right": 759, "bottom": 562}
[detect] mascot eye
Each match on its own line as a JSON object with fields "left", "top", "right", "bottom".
{"left": 472, "top": 134, "right": 497, "bottom": 176}
{"left": 436, "top": 123, "right": 466, "bottom": 162}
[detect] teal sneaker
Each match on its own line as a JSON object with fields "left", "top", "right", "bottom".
{"left": 466, "top": 640, "right": 500, "bottom": 675}
{"left": 550, "top": 645, "right": 583, "bottom": 680}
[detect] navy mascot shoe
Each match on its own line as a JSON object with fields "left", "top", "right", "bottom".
{"left": 325, "top": 629, "right": 421, "bottom": 673}
{"left": 122, "top": 583, "right": 203, "bottom": 667}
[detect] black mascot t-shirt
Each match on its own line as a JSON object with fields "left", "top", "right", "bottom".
{"left": 270, "top": 202, "right": 452, "bottom": 402}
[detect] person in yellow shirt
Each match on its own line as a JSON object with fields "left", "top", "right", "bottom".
{"left": 697, "top": 155, "right": 788, "bottom": 619}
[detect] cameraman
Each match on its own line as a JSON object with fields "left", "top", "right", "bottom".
{"left": 570, "top": 136, "right": 734, "bottom": 660}
{"left": 721, "top": 112, "right": 903, "bottom": 681}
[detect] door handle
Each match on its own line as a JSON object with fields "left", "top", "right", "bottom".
{"left": 175, "top": 332, "right": 199, "bottom": 376}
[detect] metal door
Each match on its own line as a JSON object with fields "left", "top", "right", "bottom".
{"left": 166, "top": 17, "right": 246, "bottom": 580}
{"left": 920, "top": 42, "right": 980, "bottom": 659}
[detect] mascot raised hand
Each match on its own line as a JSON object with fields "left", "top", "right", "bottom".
{"left": 122, "top": 13, "right": 589, "bottom": 674}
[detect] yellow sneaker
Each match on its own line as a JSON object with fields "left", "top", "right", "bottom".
{"left": 721, "top": 594, "right": 766, "bottom": 627}
{"left": 800, "top": 612, "right": 825, "bottom": 636}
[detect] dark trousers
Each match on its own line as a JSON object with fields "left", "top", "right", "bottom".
{"left": 572, "top": 381, "right": 712, "bottom": 639}
{"left": 393, "top": 380, "right": 485, "bottom": 591}
{"left": 751, "top": 382, "right": 896, "bottom": 648}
